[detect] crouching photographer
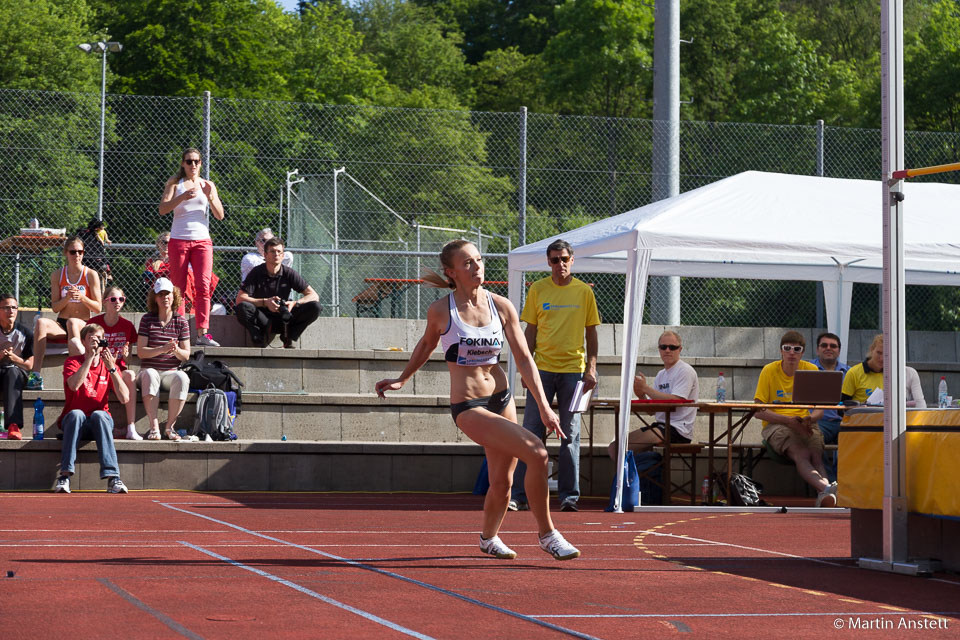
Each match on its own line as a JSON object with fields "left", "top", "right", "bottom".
{"left": 53, "top": 323, "right": 129, "bottom": 494}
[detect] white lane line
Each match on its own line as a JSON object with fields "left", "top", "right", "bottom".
{"left": 163, "top": 503, "right": 602, "bottom": 640}
{"left": 179, "top": 541, "right": 435, "bottom": 640}
{"left": 534, "top": 611, "right": 960, "bottom": 619}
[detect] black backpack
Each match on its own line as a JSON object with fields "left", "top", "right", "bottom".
{"left": 179, "top": 351, "right": 244, "bottom": 416}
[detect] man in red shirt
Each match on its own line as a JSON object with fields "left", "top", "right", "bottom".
{"left": 54, "top": 323, "right": 129, "bottom": 494}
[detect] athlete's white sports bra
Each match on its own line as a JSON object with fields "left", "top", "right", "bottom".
{"left": 440, "top": 291, "right": 504, "bottom": 366}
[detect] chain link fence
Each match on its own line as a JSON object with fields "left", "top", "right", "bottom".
{"left": 1, "top": 88, "right": 957, "bottom": 331}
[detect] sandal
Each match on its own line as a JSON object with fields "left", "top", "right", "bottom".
{"left": 164, "top": 429, "right": 182, "bottom": 441}
{"left": 146, "top": 429, "right": 161, "bottom": 441}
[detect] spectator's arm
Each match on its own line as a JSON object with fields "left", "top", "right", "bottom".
{"left": 65, "top": 355, "right": 94, "bottom": 392}
{"left": 158, "top": 177, "right": 184, "bottom": 215}
{"left": 583, "top": 324, "right": 598, "bottom": 392}
{"left": 295, "top": 285, "right": 319, "bottom": 306}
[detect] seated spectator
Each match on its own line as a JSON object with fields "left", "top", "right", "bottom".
{"left": 82, "top": 287, "right": 140, "bottom": 440}
{"left": 77, "top": 217, "right": 111, "bottom": 289}
{"left": 841, "top": 335, "right": 926, "bottom": 408}
{"left": 0, "top": 294, "right": 33, "bottom": 440}
{"left": 240, "top": 228, "right": 294, "bottom": 284}
{"left": 144, "top": 231, "right": 221, "bottom": 317}
{"left": 53, "top": 323, "right": 129, "bottom": 494}
{"left": 28, "top": 236, "right": 102, "bottom": 390}
{"left": 235, "top": 237, "right": 321, "bottom": 348}
{"left": 137, "top": 278, "right": 191, "bottom": 441}
{"left": 841, "top": 334, "right": 884, "bottom": 405}
{"left": 608, "top": 330, "right": 699, "bottom": 459}
{"left": 753, "top": 330, "right": 835, "bottom": 507}
{"left": 809, "top": 331, "right": 849, "bottom": 483}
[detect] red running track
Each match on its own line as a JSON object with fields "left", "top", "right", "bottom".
{"left": 0, "top": 492, "right": 958, "bottom": 639}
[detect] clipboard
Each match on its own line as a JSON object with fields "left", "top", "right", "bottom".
{"left": 568, "top": 380, "right": 594, "bottom": 413}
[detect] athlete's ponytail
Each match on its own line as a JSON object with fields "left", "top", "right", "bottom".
{"left": 421, "top": 239, "right": 473, "bottom": 289}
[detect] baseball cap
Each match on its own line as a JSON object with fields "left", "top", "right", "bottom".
{"left": 153, "top": 277, "right": 174, "bottom": 294}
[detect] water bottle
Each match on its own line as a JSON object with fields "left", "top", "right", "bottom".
{"left": 33, "top": 398, "right": 44, "bottom": 440}
{"left": 715, "top": 372, "right": 726, "bottom": 403}
{"left": 939, "top": 377, "right": 949, "bottom": 409}
{"left": 701, "top": 477, "right": 711, "bottom": 504}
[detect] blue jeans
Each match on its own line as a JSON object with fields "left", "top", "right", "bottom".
{"left": 512, "top": 371, "right": 581, "bottom": 504}
{"left": 817, "top": 417, "right": 841, "bottom": 483}
{"left": 59, "top": 410, "right": 118, "bottom": 479}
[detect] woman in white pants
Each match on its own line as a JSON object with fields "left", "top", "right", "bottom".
{"left": 137, "top": 278, "right": 191, "bottom": 440}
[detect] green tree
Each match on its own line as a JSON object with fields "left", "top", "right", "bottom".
{"left": 287, "top": 2, "right": 390, "bottom": 104}
{"left": 106, "top": 0, "right": 291, "bottom": 99}
{"left": 0, "top": 0, "right": 100, "bottom": 91}
{"left": 350, "top": 0, "right": 473, "bottom": 107}
{"left": 471, "top": 47, "right": 547, "bottom": 113}
{"left": 541, "top": 0, "right": 655, "bottom": 119}
{"left": 680, "top": 0, "right": 860, "bottom": 125}
{"left": 416, "top": 0, "right": 560, "bottom": 64}
{"left": 906, "top": 0, "right": 960, "bottom": 133}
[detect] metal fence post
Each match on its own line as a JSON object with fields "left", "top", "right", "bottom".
{"left": 816, "top": 119, "right": 825, "bottom": 326}
{"left": 518, "top": 106, "right": 528, "bottom": 248}
{"left": 203, "top": 91, "right": 211, "bottom": 181}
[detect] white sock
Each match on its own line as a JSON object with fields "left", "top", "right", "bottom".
{"left": 126, "top": 423, "right": 142, "bottom": 440}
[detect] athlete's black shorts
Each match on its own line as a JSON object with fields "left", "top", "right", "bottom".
{"left": 450, "top": 388, "right": 512, "bottom": 422}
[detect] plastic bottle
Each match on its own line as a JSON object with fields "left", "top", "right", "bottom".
{"left": 701, "top": 477, "right": 711, "bottom": 504}
{"left": 939, "top": 377, "right": 948, "bottom": 409}
{"left": 715, "top": 372, "right": 726, "bottom": 403}
{"left": 33, "top": 398, "right": 44, "bottom": 440}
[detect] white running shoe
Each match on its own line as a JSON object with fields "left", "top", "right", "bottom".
{"left": 54, "top": 475, "right": 71, "bottom": 493}
{"left": 107, "top": 477, "right": 128, "bottom": 494}
{"left": 196, "top": 333, "right": 220, "bottom": 347}
{"left": 479, "top": 535, "right": 517, "bottom": 559}
{"left": 539, "top": 530, "right": 580, "bottom": 560}
{"left": 815, "top": 489, "right": 837, "bottom": 507}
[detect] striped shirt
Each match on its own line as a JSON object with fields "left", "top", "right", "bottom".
{"left": 137, "top": 313, "right": 189, "bottom": 371}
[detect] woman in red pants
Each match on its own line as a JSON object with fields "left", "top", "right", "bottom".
{"left": 158, "top": 148, "right": 224, "bottom": 346}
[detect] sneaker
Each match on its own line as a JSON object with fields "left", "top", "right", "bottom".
{"left": 510, "top": 499, "right": 529, "bottom": 512}
{"left": 25, "top": 372, "right": 43, "bottom": 390}
{"left": 107, "top": 477, "right": 128, "bottom": 494}
{"left": 125, "top": 424, "right": 143, "bottom": 441}
{"left": 539, "top": 529, "right": 580, "bottom": 560}
{"left": 54, "top": 475, "right": 71, "bottom": 493}
{"left": 6, "top": 424, "right": 22, "bottom": 440}
{"left": 479, "top": 535, "right": 517, "bottom": 559}
{"left": 282, "top": 338, "right": 294, "bottom": 349}
{"left": 195, "top": 333, "right": 220, "bottom": 347}
{"left": 815, "top": 489, "right": 837, "bottom": 508}
{"left": 507, "top": 499, "right": 519, "bottom": 512}
{"left": 560, "top": 499, "right": 579, "bottom": 512}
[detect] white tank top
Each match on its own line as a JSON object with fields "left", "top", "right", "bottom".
{"left": 170, "top": 178, "right": 210, "bottom": 240}
{"left": 440, "top": 291, "right": 504, "bottom": 366}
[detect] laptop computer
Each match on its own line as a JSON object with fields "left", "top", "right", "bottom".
{"left": 791, "top": 370, "right": 843, "bottom": 404}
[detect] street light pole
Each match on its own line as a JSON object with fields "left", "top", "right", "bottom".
{"left": 77, "top": 41, "right": 122, "bottom": 222}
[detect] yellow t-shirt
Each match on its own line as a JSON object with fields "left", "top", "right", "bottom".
{"left": 521, "top": 276, "right": 600, "bottom": 373}
{"left": 754, "top": 359, "right": 819, "bottom": 427}
{"left": 841, "top": 361, "right": 884, "bottom": 404}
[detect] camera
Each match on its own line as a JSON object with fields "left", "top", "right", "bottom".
{"left": 97, "top": 339, "right": 109, "bottom": 349}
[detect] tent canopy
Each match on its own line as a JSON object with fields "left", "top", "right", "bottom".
{"left": 508, "top": 171, "right": 960, "bottom": 286}
{"left": 506, "top": 171, "right": 960, "bottom": 512}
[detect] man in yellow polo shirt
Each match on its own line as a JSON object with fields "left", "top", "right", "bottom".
{"left": 754, "top": 330, "right": 835, "bottom": 507}
{"left": 510, "top": 239, "right": 600, "bottom": 513}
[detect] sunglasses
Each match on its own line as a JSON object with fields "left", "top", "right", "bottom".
{"left": 107, "top": 296, "right": 126, "bottom": 303}
{"left": 658, "top": 344, "right": 681, "bottom": 351}
{"left": 184, "top": 158, "right": 201, "bottom": 165}
{"left": 819, "top": 343, "right": 840, "bottom": 350}
{"left": 549, "top": 256, "right": 571, "bottom": 265}
{"left": 781, "top": 345, "right": 804, "bottom": 353}
{"left": 68, "top": 249, "right": 84, "bottom": 255}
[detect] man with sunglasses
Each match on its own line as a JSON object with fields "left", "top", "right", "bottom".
{"left": 809, "top": 332, "right": 849, "bottom": 482}
{"left": 0, "top": 294, "right": 33, "bottom": 440}
{"left": 754, "top": 331, "right": 835, "bottom": 507}
{"left": 510, "top": 239, "right": 599, "bottom": 512}
{"left": 608, "top": 331, "right": 699, "bottom": 459}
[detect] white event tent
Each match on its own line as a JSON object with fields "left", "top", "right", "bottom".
{"left": 506, "top": 170, "right": 960, "bottom": 511}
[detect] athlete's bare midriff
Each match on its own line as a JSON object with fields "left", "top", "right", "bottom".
{"left": 447, "top": 361, "right": 508, "bottom": 404}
